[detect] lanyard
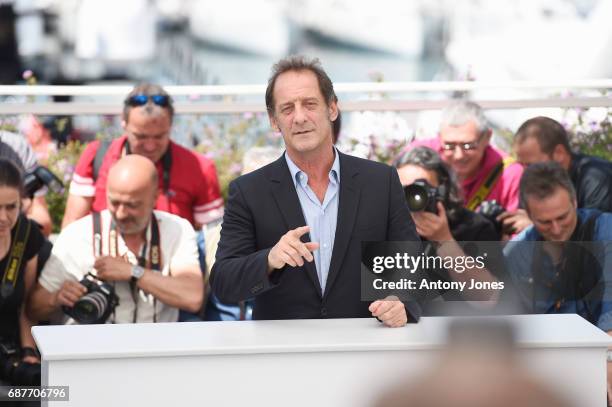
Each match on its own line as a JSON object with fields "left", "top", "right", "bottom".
{"left": 94, "top": 212, "right": 162, "bottom": 322}
{"left": 0, "top": 216, "right": 31, "bottom": 299}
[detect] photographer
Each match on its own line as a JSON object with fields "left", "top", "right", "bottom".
{"left": 1, "top": 130, "right": 52, "bottom": 236}
{"left": 402, "top": 100, "right": 523, "bottom": 214}
{"left": 28, "top": 155, "right": 204, "bottom": 324}
{"left": 0, "top": 159, "right": 43, "bottom": 386}
{"left": 393, "top": 147, "right": 502, "bottom": 305}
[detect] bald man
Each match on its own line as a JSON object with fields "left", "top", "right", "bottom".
{"left": 29, "top": 155, "right": 204, "bottom": 324}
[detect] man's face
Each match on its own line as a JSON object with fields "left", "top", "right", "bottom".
{"left": 124, "top": 107, "right": 172, "bottom": 163}
{"left": 269, "top": 70, "right": 337, "bottom": 157}
{"left": 107, "top": 180, "right": 157, "bottom": 236}
{"left": 513, "top": 136, "right": 552, "bottom": 167}
{"left": 439, "top": 120, "right": 489, "bottom": 180}
{"left": 526, "top": 187, "right": 577, "bottom": 242}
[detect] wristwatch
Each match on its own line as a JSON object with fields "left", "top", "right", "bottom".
{"left": 131, "top": 265, "right": 145, "bottom": 282}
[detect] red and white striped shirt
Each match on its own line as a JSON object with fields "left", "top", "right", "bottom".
{"left": 69, "top": 135, "right": 224, "bottom": 227}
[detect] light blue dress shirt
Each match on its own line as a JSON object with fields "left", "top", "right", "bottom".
{"left": 285, "top": 150, "right": 340, "bottom": 293}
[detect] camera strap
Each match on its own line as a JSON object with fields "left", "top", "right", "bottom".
{"left": 466, "top": 156, "right": 514, "bottom": 211}
{"left": 1, "top": 216, "right": 31, "bottom": 299}
{"left": 92, "top": 211, "right": 117, "bottom": 323}
{"left": 92, "top": 211, "right": 102, "bottom": 257}
{"left": 105, "top": 213, "right": 162, "bottom": 323}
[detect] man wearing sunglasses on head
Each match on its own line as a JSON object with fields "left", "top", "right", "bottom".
{"left": 402, "top": 100, "right": 525, "bottom": 238}
{"left": 63, "top": 83, "right": 224, "bottom": 231}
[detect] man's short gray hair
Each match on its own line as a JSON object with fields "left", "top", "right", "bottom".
{"left": 440, "top": 100, "right": 489, "bottom": 136}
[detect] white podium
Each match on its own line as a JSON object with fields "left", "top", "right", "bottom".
{"left": 33, "top": 314, "right": 611, "bottom": 407}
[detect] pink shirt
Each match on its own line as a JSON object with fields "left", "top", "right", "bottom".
{"left": 408, "top": 138, "right": 523, "bottom": 211}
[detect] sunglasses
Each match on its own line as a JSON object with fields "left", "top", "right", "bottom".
{"left": 125, "top": 94, "right": 170, "bottom": 107}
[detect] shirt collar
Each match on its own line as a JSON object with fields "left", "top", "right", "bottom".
{"left": 285, "top": 147, "right": 340, "bottom": 187}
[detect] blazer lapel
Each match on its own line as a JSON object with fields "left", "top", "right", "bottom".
{"left": 324, "top": 153, "right": 361, "bottom": 298}
{"left": 266, "top": 155, "right": 323, "bottom": 297}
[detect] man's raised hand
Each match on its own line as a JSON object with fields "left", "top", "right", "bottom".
{"left": 268, "top": 226, "right": 319, "bottom": 272}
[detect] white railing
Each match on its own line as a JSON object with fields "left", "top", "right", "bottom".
{"left": 1, "top": 80, "right": 611, "bottom": 115}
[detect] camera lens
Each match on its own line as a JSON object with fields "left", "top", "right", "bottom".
{"left": 72, "top": 292, "right": 109, "bottom": 324}
{"left": 404, "top": 184, "right": 430, "bottom": 212}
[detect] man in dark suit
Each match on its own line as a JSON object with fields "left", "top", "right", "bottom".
{"left": 210, "top": 56, "right": 421, "bottom": 327}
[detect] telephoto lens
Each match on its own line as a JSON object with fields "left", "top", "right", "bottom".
{"left": 63, "top": 273, "right": 119, "bottom": 324}
{"left": 72, "top": 290, "right": 113, "bottom": 324}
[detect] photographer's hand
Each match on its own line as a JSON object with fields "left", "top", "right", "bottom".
{"left": 22, "top": 355, "right": 39, "bottom": 364}
{"left": 411, "top": 202, "right": 454, "bottom": 243}
{"left": 497, "top": 209, "right": 532, "bottom": 238}
{"left": 94, "top": 256, "right": 132, "bottom": 282}
{"left": 55, "top": 281, "right": 87, "bottom": 308}
{"left": 21, "top": 350, "right": 40, "bottom": 364}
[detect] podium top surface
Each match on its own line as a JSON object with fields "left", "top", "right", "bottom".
{"left": 32, "top": 314, "right": 612, "bottom": 361}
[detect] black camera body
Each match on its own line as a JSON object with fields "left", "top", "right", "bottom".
{"left": 24, "top": 166, "right": 64, "bottom": 198}
{"left": 404, "top": 179, "right": 443, "bottom": 214}
{"left": 63, "top": 273, "right": 119, "bottom": 324}
{"left": 477, "top": 200, "right": 506, "bottom": 235}
{"left": 0, "top": 341, "right": 40, "bottom": 386}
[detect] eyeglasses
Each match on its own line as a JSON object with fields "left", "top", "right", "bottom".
{"left": 441, "top": 135, "right": 484, "bottom": 153}
{"left": 125, "top": 94, "right": 170, "bottom": 107}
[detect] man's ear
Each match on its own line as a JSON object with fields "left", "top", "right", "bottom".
{"left": 328, "top": 101, "right": 338, "bottom": 122}
{"left": 121, "top": 119, "right": 127, "bottom": 130}
{"left": 552, "top": 144, "right": 567, "bottom": 163}
{"left": 483, "top": 128, "right": 493, "bottom": 144}
{"left": 269, "top": 113, "right": 280, "bottom": 132}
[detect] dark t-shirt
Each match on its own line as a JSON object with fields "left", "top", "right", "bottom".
{"left": 0, "top": 216, "right": 44, "bottom": 343}
{"left": 448, "top": 207, "right": 499, "bottom": 242}
{"left": 570, "top": 153, "right": 612, "bottom": 212}
{"left": 422, "top": 207, "right": 507, "bottom": 315}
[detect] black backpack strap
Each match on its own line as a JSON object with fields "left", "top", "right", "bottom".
{"left": 92, "top": 139, "right": 112, "bottom": 182}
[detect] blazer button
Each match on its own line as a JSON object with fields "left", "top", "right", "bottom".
{"left": 321, "top": 307, "right": 328, "bottom": 317}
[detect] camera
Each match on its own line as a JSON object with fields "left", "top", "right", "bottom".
{"left": 63, "top": 273, "right": 119, "bottom": 324}
{"left": 477, "top": 200, "right": 506, "bottom": 235}
{"left": 0, "top": 341, "right": 40, "bottom": 386}
{"left": 404, "top": 179, "right": 443, "bottom": 214}
{"left": 24, "top": 166, "right": 64, "bottom": 198}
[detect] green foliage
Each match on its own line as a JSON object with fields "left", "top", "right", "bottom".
{"left": 45, "top": 141, "right": 86, "bottom": 233}
{"left": 191, "top": 112, "right": 283, "bottom": 200}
